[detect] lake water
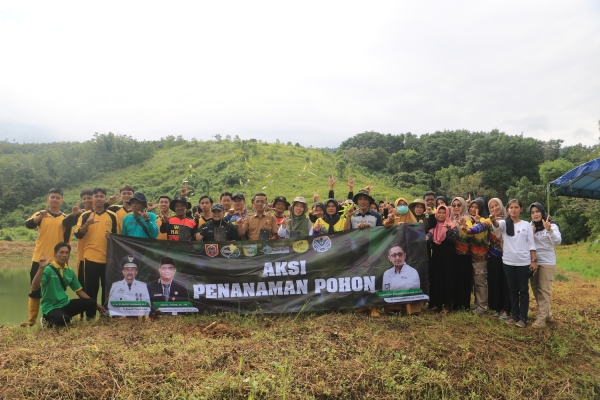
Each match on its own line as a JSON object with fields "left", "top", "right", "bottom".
{"left": 0, "top": 257, "right": 84, "bottom": 326}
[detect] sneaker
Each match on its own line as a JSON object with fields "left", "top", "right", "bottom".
{"left": 40, "top": 316, "right": 52, "bottom": 329}
{"left": 491, "top": 312, "right": 501, "bottom": 318}
{"left": 515, "top": 320, "right": 526, "bottom": 328}
{"left": 505, "top": 318, "right": 517, "bottom": 325}
{"left": 499, "top": 312, "right": 510, "bottom": 320}
{"left": 532, "top": 319, "right": 546, "bottom": 329}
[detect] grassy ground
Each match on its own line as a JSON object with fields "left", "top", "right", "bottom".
{"left": 2, "top": 242, "right": 599, "bottom": 398}
{"left": 1, "top": 275, "right": 600, "bottom": 398}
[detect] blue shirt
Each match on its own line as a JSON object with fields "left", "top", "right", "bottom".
{"left": 121, "top": 213, "right": 159, "bottom": 239}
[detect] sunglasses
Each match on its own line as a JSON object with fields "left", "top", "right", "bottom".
{"left": 389, "top": 252, "right": 405, "bottom": 258}
{"left": 451, "top": 203, "right": 462, "bottom": 207}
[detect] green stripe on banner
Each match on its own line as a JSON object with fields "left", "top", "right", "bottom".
{"left": 376, "top": 289, "right": 424, "bottom": 298}
{"left": 152, "top": 301, "right": 194, "bottom": 307}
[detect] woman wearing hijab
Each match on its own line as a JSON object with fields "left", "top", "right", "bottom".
{"left": 313, "top": 198, "right": 347, "bottom": 235}
{"left": 435, "top": 196, "right": 448, "bottom": 208}
{"left": 309, "top": 202, "right": 325, "bottom": 224}
{"left": 409, "top": 198, "right": 430, "bottom": 231}
{"left": 529, "top": 202, "right": 561, "bottom": 329}
{"left": 426, "top": 205, "right": 458, "bottom": 313}
{"left": 461, "top": 197, "right": 491, "bottom": 315}
{"left": 278, "top": 197, "right": 313, "bottom": 238}
{"left": 450, "top": 196, "right": 472, "bottom": 310}
{"left": 491, "top": 199, "right": 537, "bottom": 328}
{"left": 383, "top": 198, "right": 417, "bottom": 227}
{"left": 485, "top": 198, "right": 511, "bottom": 319}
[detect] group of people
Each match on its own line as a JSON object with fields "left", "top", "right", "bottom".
{"left": 21, "top": 176, "right": 560, "bottom": 329}
{"left": 424, "top": 193, "right": 561, "bottom": 329}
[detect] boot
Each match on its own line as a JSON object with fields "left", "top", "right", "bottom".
{"left": 20, "top": 297, "right": 40, "bottom": 327}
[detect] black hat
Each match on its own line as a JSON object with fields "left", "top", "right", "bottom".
{"left": 211, "top": 203, "right": 224, "bottom": 212}
{"left": 232, "top": 193, "right": 245, "bottom": 201}
{"left": 353, "top": 190, "right": 375, "bottom": 205}
{"left": 127, "top": 192, "right": 148, "bottom": 207}
{"left": 160, "top": 256, "right": 175, "bottom": 266}
{"left": 169, "top": 196, "right": 192, "bottom": 212}
{"left": 272, "top": 196, "right": 290, "bottom": 209}
{"left": 121, "top": 255, "right": 140, "bottom": 269}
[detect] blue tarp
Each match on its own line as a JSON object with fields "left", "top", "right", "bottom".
{"left": 549, "top": 158, "right": 600, "bottom": 200}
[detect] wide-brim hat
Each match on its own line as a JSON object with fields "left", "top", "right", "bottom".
{"left": 127, "top": 192, "right": 148, "bottom": 207}
{"left": 272, "top": 196, "right": 290, "bottom": 209}
{"left": 352, "top": 190, "right": 375, "bottom": 205}
{"left": 170, "top": 196, "right": 192, "bottom": 212}
{"left": 409, "top": 198, "right": 426, "bottom": 214}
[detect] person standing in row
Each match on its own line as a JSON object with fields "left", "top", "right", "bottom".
{"left": 108, "top": 185, "right": 135, "bottom": 233}
{"left": 21, "top": 188, "right": 72, "bottom": 327}
{"left": 121, "top": 192, "right": 159, "bottom": 239}
{"left": 75, "top": 187, "right": 120, "bottom": 319}
{"left": 427, "top": 205, "right": 458, "bottom": 313}
{"left": 238, "top": 193, "right": 279, "bottom": 240}
{"left": 449, "top": 197, "right": 472, "bottom": 310}
{"left": 491, "top": 199, "right": 537, "bottom": 328}
{"left": 529, "top": 202, "right": 561, "bottom": 329}
{"left": 486, "top": 198, "right": 511, "bottom": 319}
{"left": 160, "top": 196, "right": 197, "bottom": 241}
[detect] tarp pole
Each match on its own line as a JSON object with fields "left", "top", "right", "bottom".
{"left": 547, "top": 183, "right": 551, "bottom": 214}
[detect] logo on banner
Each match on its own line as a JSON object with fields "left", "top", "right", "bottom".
{"left": 293, "top": 240, "right": 309, "bottom": 253}
{"left": 312, "top": 236, "right": 332, "bottom": 252}
{"left": 261, "top": 245, "right": 290, "bottom": 255}
{"left": 243, "top": 244, "right": 257, "bottom": 257}
{"left": 221, "top": 244, "right": 241, "bottom": 258}
{"left": 205, "top": 244, "right": 219, "bottom": 257}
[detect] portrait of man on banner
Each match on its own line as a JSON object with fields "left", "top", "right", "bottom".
{"left": 147, "top": 256, "right": 189, "bottom": 304}
{"left": 381, "top": 243, "right": 428, "bottom": 303}
{"left": 107, "top": 255, "right": 151, "bottom": 316}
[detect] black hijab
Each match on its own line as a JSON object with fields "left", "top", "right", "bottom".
{"left": 529, "top": 202, "right": 553, "bottom": 232}
{"left": 435, "top": 196, "right": 448, "bottom": 207}
{"left": 321, "top": 199, "right": 340, "bottom": 234}
{"left": 309, "top": 202, "right": 325, "bottom": 223}
{"left": 470, "top": 197, "right": 489, "bottom": 219}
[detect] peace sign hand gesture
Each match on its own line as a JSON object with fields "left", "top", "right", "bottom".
{"left": 473, "top": 209, "right": 481, "bottom": 224}
{"left": 147, "top": 197, "right": 158, "bottom": 211}
{"left": 109, "top": 189, "right": 121, "bottom": 205}
{"left": 328, "top": 174, "right": 337, "bottom": 189}
{"left": 71, "top": 201, "right": 82, "bottom": 216}
{"left": 543, "top": 215, "right": 552, "bottom": 231}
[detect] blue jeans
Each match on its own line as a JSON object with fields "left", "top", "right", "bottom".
{"left": 503, "top": 263, "right": 530, "bottom": 322}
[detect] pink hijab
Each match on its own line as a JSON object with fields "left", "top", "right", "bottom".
{"left": 430, "top": 205, "right": 455, "bottom": 245}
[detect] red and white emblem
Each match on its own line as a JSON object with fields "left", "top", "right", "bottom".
{"left": 205, "top": 244, "right": 219, "bottom": 257}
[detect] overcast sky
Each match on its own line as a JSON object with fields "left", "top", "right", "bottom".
{"left": 1, "top": 1, "right": 599, "bottom": 148}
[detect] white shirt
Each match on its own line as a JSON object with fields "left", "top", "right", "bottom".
{"left": 108, "top": 279, "right": 151, "bottom": 316}
{"left": 382, "top": 263, "right": 420, "bottom": 293}
{"left": 532, "top": 223, "right": 561, "bottom": 265}
{"left": 497, "top": 220, "right": 536, "bottom": 266}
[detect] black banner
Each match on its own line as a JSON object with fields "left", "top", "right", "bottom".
{"left": 106, "top": 224, "right": 428, "bottom": 315}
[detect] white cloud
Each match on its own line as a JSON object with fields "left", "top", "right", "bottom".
{"left": 0, "top": 0, "right": 598, "bottom": 148}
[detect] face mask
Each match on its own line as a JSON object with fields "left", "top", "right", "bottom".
{"left": 397, "top": 205, "right": 409, "bottom": 215}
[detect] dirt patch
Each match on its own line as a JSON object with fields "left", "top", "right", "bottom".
{"left": 195, "top": 321, "right": 245, "bottom": 338}
{"left": 0, "top": 241, "right": 78, "bottom": 258}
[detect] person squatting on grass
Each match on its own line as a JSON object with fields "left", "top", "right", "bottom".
{"left": 31, "top": 242, "right": 105, "bottom": 328}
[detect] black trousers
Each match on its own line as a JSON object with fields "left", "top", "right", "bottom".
{"left": 28, "top": 261, "right": 42, "bottom": 298}
{"left": 82, "top": 259, "right": 106, "bottom": 319}
{"left": 44, "top": 298, "right": 96, "bottom": 326}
